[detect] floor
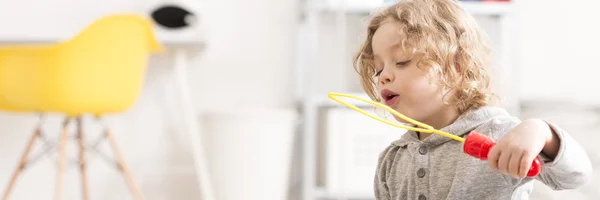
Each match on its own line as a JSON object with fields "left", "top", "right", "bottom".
{"left": 519, "top": 101, "right": 600, "bottom": 200}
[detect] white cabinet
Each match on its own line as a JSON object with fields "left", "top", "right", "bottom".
{"left": 322, "top": 107, "right": 405, "bottom": 198}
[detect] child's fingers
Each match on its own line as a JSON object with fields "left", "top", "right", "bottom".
{"left": 519, "top": 151, "right": 536, "bottom": 178}
{"left": 509, "top": 150, "right": 524, "bottom": 178}
{"left": 497, "top": 150, "right": 511, "bottom": 174}
{"left": 487, "top": 146, "right": 500, "bottom": 169}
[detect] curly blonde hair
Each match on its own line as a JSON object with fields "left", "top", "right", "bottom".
{"left": 353, "top": 0, "right": 495, "bottom": 113}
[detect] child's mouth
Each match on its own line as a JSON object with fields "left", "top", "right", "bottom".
{"left": 380, "top": 89, "right": 399, "bottom": 106}
{"left": 385, "top": 95, "right": 398, "bottom": 106}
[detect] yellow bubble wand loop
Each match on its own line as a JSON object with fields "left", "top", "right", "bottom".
{"left": 327, "top": 92, "right": 465, "bottom": 143}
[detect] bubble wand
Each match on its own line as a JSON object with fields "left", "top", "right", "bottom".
{"left": 327, "top": 92, "right": 542, "bottom": 177}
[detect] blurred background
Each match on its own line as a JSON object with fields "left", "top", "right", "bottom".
{"left": 0, "top": 0, "right": 598, "bottom": 200}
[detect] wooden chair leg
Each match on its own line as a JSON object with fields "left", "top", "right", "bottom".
{"left": 1, "top": 127, "right": 41, "bottom": 200}
{"left": 105, "top": 129, "right": 143, "bottom": 200}
{"left": 76, "top": 117, "right": 89, "bottom": 200}
{"left": 54, "top": 119, "right": 70, "bottom": 200}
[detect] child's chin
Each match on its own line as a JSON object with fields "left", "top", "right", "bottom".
{"left": 392, "top": 116, "right": 412, "bottom": 125}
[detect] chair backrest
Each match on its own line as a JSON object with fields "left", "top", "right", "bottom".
{"left": 0, "top": 47, "right": 52, "bottom": 112}
{"left": 0, "top": 14, "right": 162, "bottom": 115}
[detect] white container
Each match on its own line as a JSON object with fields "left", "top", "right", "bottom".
{"left": 201, "top": 108, "right": 298, "bottom": 200}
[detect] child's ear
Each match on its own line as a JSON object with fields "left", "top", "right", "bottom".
{"left": 454, "top": 47, "right": 465, "bottom": 73}
{"left": 455, "top": 63, "right": 461, "bottom": 73}
{"left": 441, "top": 88, "right": 453, "bottom": 105}
{"left": 439, "top": 78, "right": 461, "bottom": 106}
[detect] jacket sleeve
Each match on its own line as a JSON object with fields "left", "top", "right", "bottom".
{"left": 534, "top": 120, "right": 593, "bottom": 190}
{"left": 491, "top": 117, "right": 593, "bottom": 189}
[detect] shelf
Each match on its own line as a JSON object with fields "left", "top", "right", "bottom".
{"left": 319, "top": 1, "right": 513, "bottom": 16}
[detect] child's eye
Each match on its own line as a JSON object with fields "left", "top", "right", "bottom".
{"left": 396, "top": 60, "right": 411, "bottom": 66}
{"left": 374, "top": 70, "right": 383, "bottom": 77}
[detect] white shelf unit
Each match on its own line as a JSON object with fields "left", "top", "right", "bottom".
{"left": 297, "top": 1, "right": 520, "bottom": 200}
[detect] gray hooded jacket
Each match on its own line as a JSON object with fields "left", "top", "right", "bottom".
{"left": 374, "top": 106, "right": 592, "bottom": 200}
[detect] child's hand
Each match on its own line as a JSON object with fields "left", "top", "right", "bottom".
{"left": 487, "top": 119, "right": 555, "bottom": 179}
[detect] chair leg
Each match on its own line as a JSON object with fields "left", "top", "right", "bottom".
{"left": 1, "top": 127, "right": 41, "bottom": 200}
{"left": 104, "top": 129, "right": 143, "bottom": 200}
{"left": 76, "top": 117, "right": 89, "bottom": 200}
{"left": 54, "top": 118, "right": 70, "bottom": 200}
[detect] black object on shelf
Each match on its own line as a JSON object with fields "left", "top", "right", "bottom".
{"left": 151, "top": 5, "right": 196, "bottom": 29}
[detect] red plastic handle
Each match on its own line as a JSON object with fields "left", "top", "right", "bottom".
{"left": 463, "top": 131, "right": 542, "bottom": 177}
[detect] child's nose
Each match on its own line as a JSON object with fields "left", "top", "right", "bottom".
{"left": 379, "top": 69, "right": 394, "bottom": 84}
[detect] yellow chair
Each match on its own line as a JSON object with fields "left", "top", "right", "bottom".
{"left": 0, "top": 14, "right": 162, "bottom": 200}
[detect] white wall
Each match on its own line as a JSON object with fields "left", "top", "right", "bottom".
{"left": 516, "top": 0, "right": 600, "bottom": 105}
{"left": 0, "top": 0, "right": 298, "bottom": 199}
{"left": 190, "top": 0, "right": 298, "bottom": 111}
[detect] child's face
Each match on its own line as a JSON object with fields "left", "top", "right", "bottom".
{"left": 371, "top": 19, "right": 450, "bottom": 125}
